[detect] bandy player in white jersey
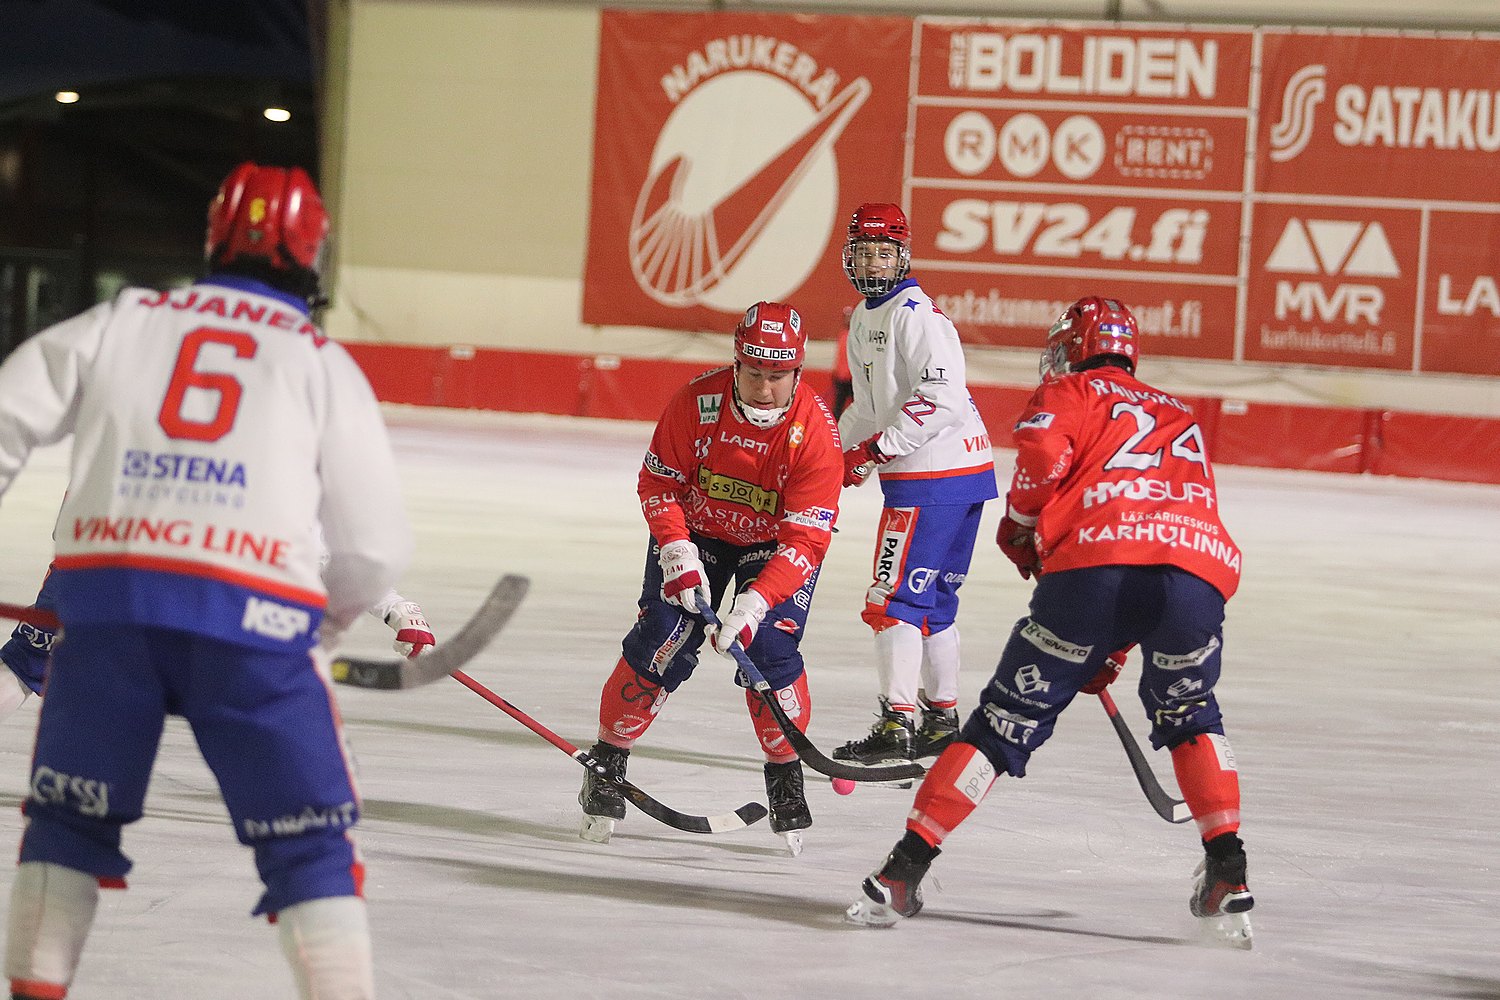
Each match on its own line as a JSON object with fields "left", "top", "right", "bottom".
{"left": 833, "top": 203, "right": 999, "bottom": 767}
{"left": 0, "top": 162, "right": 409, "bottom": 1000}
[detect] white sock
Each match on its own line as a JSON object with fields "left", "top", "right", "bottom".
{"left": 919, "top": 625, "right": 962, "bottom": 708}
{"left": 0, "top": 671, "right": 32, "bottom": 723}
{"left": 278, "top": 896, "right": 374, "bottom": 1000}
{"left": 4, "top": 861, "right": 100, "bottom": 994}
{"left": 874, "top": 620, "right": 923, "bottom": 713}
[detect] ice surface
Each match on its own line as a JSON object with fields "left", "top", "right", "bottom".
{"left": 0, "top": 406, "right": 1495, "bottom": 999}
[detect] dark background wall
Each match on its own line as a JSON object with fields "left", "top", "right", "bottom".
{"left": 0, "top": 0, "right": 321, "bottom": 353}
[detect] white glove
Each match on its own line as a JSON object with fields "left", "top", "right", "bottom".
{"left": 384, "top": 601, "right": 435, "bottom": 659}
{"left": 658, "top": 540, "right": 710, "bottom": 612}
{"left": 710, "top": 589, "right": 770, "bottom": 656}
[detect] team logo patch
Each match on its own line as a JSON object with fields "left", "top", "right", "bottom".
{"left": 1015, "top": 412, "right": 1055, "bottom": 431}
{"left": 1020, "top": 620, "right": 1091, "bottom": 663}
{"left": 1152, "top": 636, "right": 1221, "bottom": 671}
{"left": 697, "top": 394, "right": 722, "bottom": 424}
{"left": 783, "top": 505, "right": 835, "bottom": 531}
{"left": 643, "top": 449, "right": 685, "bottom": 483}
{"left": 696, "top": 467, "right": 779, "bottom": 514}
{"left": 1014, "top": 664, "right": 1050, "bottom": 695}
{"left": 241, "top": 596, "right": 311, "bottom": 642}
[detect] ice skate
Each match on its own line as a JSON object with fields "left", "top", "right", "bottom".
{"left": 764, "top": 760, "right": 812, "bottom": 856}
{"left": 578, "top": 741, "right": 629, "bottom": 844}
{"left": 834, "top": 697, "right": 915, "bottom": 765}
{"left": 912, "top": 697, "right": 959, "bottom": 760}
{"left": 846, "top": 839, "right": 940, "bottom": 927}
{"left": 1190, "top": 835, "right": 1254, "bottom": 949}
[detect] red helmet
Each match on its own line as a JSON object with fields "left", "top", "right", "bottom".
{"left": 734, "top": 301, "right": 805, "bottom": 371}
{"left": 205, "top": 162, "right": 329, "bottom": 289}
{"left": 1041, "top": 296, "right": 1139, "bottom": 379}
{"left": 842, "top": 202, "right": 912, "bottom": 297}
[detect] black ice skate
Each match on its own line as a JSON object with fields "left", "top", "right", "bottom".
{"left": 912, "top": 696, "right": 959, "bottom": 760}
{"left": 833, "top": 697, "right": 915, "bottom": 765}
{"left": 578, "top": 741, "right": 630, "bottom": 844}
{"left": 764, "top": 760, "right": 812, "bottom": 856}
{"left": 1191, "top": 833, "right": 1254, "bottom": 949}
{"left": 846, "top": 838, "right": 940, "bottom": 927}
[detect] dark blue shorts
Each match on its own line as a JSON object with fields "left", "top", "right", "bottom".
{"left": 961, "top": 564, "right": 1229, "bottom": 777}
{"left": 1, "top": 567, "right": 60, "bottom": 694}
{"left": 22, "top": 624, "right": 363, "bottom": 916}
{"left": 621, "top": 533, "right": 819, "bottom": 693}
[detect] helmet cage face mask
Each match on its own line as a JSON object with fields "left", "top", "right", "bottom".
{"left": 1041, "top": 296, "right": 1140, "bottom": 380}
{"left": 843, "top": 239, "right": 912, "bottom": 297}
{"left": 843, "top": 203, "right": 912, "bottom": 297}
{"left": 1040, "top": 317, "right": 1073, "bottom": 381}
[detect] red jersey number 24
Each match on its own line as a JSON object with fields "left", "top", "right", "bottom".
{"left": 1102, "top": 401, "right": 1210, "bottom": 476}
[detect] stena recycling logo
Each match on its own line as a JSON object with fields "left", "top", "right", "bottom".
{"left": 1267, "top": 64, "right": 1326, "bottom": 162}
{"left": 630, "top": 40, "right": 870, "bottom": 309}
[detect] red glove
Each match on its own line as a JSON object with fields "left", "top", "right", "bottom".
{"left": 842, "top": 435, "right": 889, "bottom": 487}
{"left": 996, "top": 512, "right": 1041, "bottom": 579}
{"left": 1081, "top": 647, "right": 1132, "bottom": 695}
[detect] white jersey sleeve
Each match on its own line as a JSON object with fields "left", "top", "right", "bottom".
{"left": 836, "top": 312, "right": 880, "bottom": 449}
{"left": 316, "top": 344, "right": 413, "bottom": 632}
{"left": 0, "top": 302, "right": 111, "bottom": 494}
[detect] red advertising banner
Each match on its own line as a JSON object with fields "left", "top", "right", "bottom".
{"left": 913, "top": 22, "right": 1254, "bottom": 108}
{"left": 1422, "top": 211, "right": 1500, "bottom": 376}
{"left": 1243, "top": 202, "right": 1421, "bottom": 370}
{"left": 583, "top": 13, "right": 1500, "bottom": 379}
{"left": 911, "top": 105, "right": 1244, "bottom": 194}
{"left": 1255, "top": 30, "right": 1500, "bottom": 372}
{"left": 1257, "top": 33, "right": 1500, "bottom": 204}
{"left": 918, "top": 270, "right": 1239, "bottom": 362}
{"left": 581, "top": 10, "right": 911, "bottom": 341}
{"left": 887, "top": 21, "right": 1252, "bottom": 357}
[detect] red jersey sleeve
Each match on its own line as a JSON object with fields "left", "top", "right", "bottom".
{"left": 1006, "top": 379, "right": 1084, "bottom": 519}
{"left": 637, "top": 383, "right": 699, "bottom": 545}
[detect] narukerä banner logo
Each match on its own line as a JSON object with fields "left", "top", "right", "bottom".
{"left": 629, "top": 40, "right": 869, "bottom": 310}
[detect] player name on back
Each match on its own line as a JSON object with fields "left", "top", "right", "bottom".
{"left": 137, "top": 288, "right": 328, "bottom": 346}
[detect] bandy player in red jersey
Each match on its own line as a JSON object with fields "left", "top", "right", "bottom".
{"left": 848, "top": 296, "right": 1255, "bottom": 948}
{"left": 579, "top": 302, "right": 843, "bottom": 854}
